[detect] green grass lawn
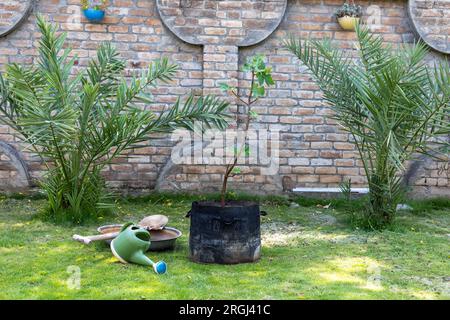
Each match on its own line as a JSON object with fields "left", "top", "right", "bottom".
{"left": 0, "top": 195, "right": 448, "bottom": 299}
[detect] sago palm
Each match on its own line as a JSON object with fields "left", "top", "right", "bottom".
{"left": 285, "top": 26, "right": 449, "bottom": 229}
{"left": 0, "top": 16, "right": 229, "bottom": 223}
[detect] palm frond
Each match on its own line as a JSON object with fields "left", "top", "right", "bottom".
{"left": 147, "top": 94, "right": 230, "bottom": 133}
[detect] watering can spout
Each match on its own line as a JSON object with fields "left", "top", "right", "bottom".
{"left": 130, "top": 252, "right": 153, "bottom": 266}
{"left": 130, "top": 253, "right": 167, "bottom": 274}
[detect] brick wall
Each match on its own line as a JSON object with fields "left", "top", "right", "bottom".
{"left": 0, "top": 0, "right": 448, "bottom": 197}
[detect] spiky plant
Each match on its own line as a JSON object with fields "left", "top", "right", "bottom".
{"left": 339, "top": 178, "right": 352, "bottom": 202}
{"left": 0, "top": 16, "right": 229, "bottom": 223}
{"left": 285, "top": 26, "right": 450, "bottom": 229}
{"left": 81, "top": 0, "right": 108, "bottom": 11}
{"left": 335, "top": 1, "right": 362, "bottom": 18}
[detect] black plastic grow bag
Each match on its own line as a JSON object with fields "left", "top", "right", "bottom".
{"left": 188, "top": 201, "right": 261, "bottom": 264}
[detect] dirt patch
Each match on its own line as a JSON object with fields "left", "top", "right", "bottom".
{"left": 406, "top": 276, "right": 450, "bottom": 297}
{"left": 309, "top": 211, "right": 338, "bottom": 226}
{"left": 261, "top": 222, "right": 303, "bottom": 246}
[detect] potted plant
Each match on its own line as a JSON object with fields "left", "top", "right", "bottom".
{"left": 188, "top": 55, "right": 274, "bottom": 264}
{"left": 335, "top": 1, "right": 362, "bottom": 31}
{"left": 81, "top": 0, "right": 107, "bottom": 23}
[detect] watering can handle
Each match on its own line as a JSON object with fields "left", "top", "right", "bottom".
{"left": 72, "top": 232, "right": 119, "bottom": 245}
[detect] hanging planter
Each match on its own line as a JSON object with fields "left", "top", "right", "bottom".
{"left": 338, "top": 16, "right": 360, "bottom": 31}
{"left": 81, "top": 0, "right": 107, "bottom": 23}
{"left": 335, "top": 1, "right": 362, "bottom": 31}
{"left": 83, "top": 8, "right": 105, "bottom": 22}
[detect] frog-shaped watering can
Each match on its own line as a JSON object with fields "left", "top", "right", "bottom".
{"left": 111, "top": 223, "right": 167, "bottom": 274}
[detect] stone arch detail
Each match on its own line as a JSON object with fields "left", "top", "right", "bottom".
{"left": 156, "top": 0, "right": 287, "bottom": 47}
{"left": 408, "top": 0, "right": 450, "bottom": 55}
{"left": 0, "top": 0, "right": 34, "bottom": 38}
{"left": 0, "top": 141, "right": 31, "bottom": 189}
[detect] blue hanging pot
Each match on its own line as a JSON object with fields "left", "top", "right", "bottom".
{"left": 83, "top": 8, "right": 105, "bottom": 22}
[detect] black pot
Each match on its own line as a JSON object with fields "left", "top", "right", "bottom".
{"left": 188, "top": 201, "right": 261, "bottom": 264}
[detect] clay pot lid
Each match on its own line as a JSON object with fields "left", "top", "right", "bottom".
{"left": 139, "top": 215, "right": 169, "bottom": 230}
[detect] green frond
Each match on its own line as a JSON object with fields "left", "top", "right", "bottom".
{"left": 85, "top": 42, "right": 125, "bottom": 97}
{"left": 145, "top": 94, "right": 230, "bottom": 134}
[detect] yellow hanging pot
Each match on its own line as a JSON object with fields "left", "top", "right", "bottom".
{"left": 338, "top": 16, "right": 360, "bottom": 31}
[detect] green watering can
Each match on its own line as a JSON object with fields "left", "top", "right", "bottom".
{"left": 110, "top": 223, "right": 167, "bottom": 274}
